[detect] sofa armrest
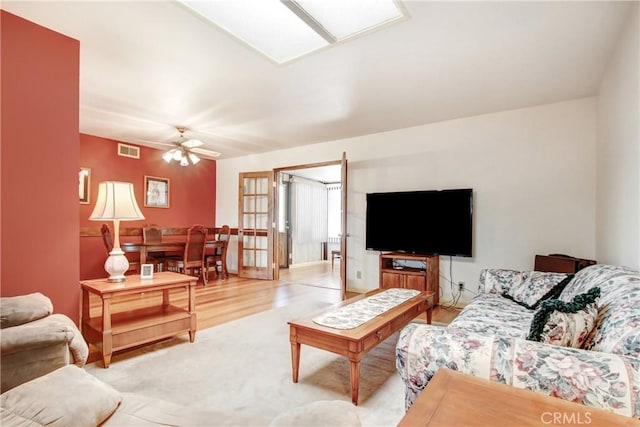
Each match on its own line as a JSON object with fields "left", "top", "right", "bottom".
{"left": 478, "top": 268, "right": 529, "bottom": 294}
{"left": 49, "top": 314, "right": 89, "bottom": 366}
{"left": 396, "top": 324, "right": 640, "bottom": 418}
{"left": 0, "top": 314, "right": 89, "bottom": 392}
{"left": 0, "top": 293, "right": 53, "bottom": 328}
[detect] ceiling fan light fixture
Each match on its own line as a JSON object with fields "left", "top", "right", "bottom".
{"left": 161, "top": 126, "right": 220, "bottom": 164}
{"left": 188, "top": 152, "right": 201, "bottom": 165}
{"left": 162, "top": 150, "right": 175, "bottom": 163}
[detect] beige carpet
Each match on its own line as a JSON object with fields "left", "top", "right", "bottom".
{"left": 85, "top": 301, "right": 407, "bottom": 427}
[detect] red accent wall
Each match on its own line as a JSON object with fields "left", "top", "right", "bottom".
{"left": 1, "top": 11, "right": 80, "bottom": 321}
{"left": 79, "top": 134, "right": 216, "bottom": 280}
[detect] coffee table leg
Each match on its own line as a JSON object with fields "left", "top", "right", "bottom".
{"left": 426, "top": 305, "right": 432, "bottom": 324}
{"left": 290, "top": 341, "right": 301, "bottom": 383}
{"left": 350, "top": 359, "right": 360, "bottom": 405}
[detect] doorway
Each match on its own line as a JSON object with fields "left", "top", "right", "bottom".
{"left": 238, "top": 155, "right": 348, "bottom": 299}
{"left": 274, "top": 160, "right": 344, "bottom": 292}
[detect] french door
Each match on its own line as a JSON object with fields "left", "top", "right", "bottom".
{"left": 340, "top": 152, "right": 348, "bottom": 300}
{"left": 237, "top": 171, "right": 274, "bottom": 279}
{"left": 238, "top": 154, "right": 348, "bottom": 296}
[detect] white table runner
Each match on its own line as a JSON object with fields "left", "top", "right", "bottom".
{"left": 312, "top": 288, "right": 421, "bottom": 330}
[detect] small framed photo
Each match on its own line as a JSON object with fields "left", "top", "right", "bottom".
{"left": 140, "top": 264, "right": 154, "bottom": 279}
{"left": 144, "top": 176, "right": 170, "bottom": 208}
{"left": 79, "top": 167, "right": 90, "bottom": 204}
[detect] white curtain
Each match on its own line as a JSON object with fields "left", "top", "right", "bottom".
{"left": 326, "top": 184, "right": 342, "bottom": 249}
{"left": 290, "top": 176, "right": 328, "bottom": 264}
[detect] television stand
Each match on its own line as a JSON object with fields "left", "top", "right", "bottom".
{"left": 379, "top": 253, "right": 439, "bottom": 305}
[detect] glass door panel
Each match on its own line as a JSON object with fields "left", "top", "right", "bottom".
{"left": 238, "top": 171, "right": 274, "bottom": 279}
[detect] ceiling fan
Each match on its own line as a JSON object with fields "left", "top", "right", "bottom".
{"left": 161, "top": 126, "right": 221, "bottom": 166}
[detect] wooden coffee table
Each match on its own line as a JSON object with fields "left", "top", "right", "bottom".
{"left": 398, "top": 368, "right": 639, "bottom": 426}
{"left": 288, "top": 288, "right": 433, "bottom": 405}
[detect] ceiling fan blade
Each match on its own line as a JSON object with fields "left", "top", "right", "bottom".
{"left": 182, "top": 138, "right": 204, "bottom": 148}
{"left": 190, "top": 147, "right": 222, "bottom": 158}
{"left": 133, "top": 139, "right": 175, "bottom": 148}
{"left": 133, "top": 133, "right": 222, "bottom": 159}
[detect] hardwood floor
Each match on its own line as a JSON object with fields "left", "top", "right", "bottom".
{"left": 85, "top": 262, "right": 459, "bottom": 363}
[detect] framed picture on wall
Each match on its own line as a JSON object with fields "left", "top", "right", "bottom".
{"left": 144, "top": 176, "right": 170, "bottom": 208}
{"left": 79, "top": 167, "right": 90, "bottom": 204}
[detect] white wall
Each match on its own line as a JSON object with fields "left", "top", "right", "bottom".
{"left": 217, "top": 98, "right": 597, "bottom": 305}
{"left": 596, "top": 4, "right": 640, "bottom": 270}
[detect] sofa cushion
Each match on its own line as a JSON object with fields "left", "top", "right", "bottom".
{"left": 503, "top": 272, "right": 572, "bottom": 309}
{"left": 1, "top": 365, "right": 121, "bottom": 426}
{"left": 448, "top": 293, "right": 533, "bottom": 338}
{"left": 0, "top": 293, "right": 53, "bottom": 329}
{"left": 527, "top": 287, "right": 600, "bottom": 348}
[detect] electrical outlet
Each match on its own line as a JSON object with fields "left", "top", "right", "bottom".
{"left": 458, "top": 281, "right": 465, "bottom": 291}
{"left": 356, "top": 270, "right": 362, "bottom": 279}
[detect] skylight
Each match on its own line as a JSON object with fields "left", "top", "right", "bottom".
{"left": 179, "top": 0, "right": 406, "bottom": 64}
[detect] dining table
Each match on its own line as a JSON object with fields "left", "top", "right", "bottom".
{"left": 122, "top": 240, "right": 224, "bottom": 264}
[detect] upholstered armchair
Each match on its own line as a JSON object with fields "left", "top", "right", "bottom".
{"left": 0, "top": 292, "right": 88, "bottom": 392}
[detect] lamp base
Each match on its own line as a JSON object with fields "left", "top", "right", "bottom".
{"left": 105, "top": 248, "right": 129, "bottom": 282}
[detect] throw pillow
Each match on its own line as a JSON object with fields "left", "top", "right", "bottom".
{"left": 0, "top": 365, "right": 121, "bottom": 426}
{"left": 527, "top": 287, "right": 600, "bottom": 348}
{"left": 481, "top": 269, "right": 528, "bottom": 294}
{"left": 503, "top": 272, "right": 574, "bottom": 309}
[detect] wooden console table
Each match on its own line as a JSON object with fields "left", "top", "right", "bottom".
{"left": 80, "top": 272, "right": 197, "bottom": 368}
{"left": 398, "top": 368, "right": 638, "bottom": 426}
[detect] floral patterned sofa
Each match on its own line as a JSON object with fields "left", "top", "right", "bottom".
{"left": 396, "top": 264, "right": 640, "bottom": 419}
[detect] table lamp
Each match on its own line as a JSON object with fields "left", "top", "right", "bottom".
{"left": 90, "top": 181, "right": 145, "bottom": 282}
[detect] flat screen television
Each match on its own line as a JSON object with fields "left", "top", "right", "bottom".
{"left": 365, "top": 188, "right": 473, "bottom": 257}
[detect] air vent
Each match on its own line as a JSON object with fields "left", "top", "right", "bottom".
{"left": 118, "top": 143, "right": 140, "bottom": 159}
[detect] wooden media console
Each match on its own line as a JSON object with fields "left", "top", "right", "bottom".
{"left": 379, "top": 253, "right": 439, "bottom": 305}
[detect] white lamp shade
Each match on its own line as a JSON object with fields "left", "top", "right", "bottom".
{"left": 90, "top": 181, "right": 145, "bottom": 221}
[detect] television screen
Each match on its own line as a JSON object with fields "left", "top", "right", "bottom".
{"left": 365, "top": 188, "right": 473, "bottom": 257}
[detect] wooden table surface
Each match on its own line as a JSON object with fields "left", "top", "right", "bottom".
{"left": 80, "top": 272, "right": 198, "bottom": 368}
{"left": 398, "top": 368, "right": 640, "bottom": 426}
{"left": 122, "top": 240, "right": 223, "bottom": 264}
{"left": 288, "top": 288, "right": 434, "bottom": 405}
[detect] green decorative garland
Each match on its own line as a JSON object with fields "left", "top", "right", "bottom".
{"left": 526, "top": 287, "right": 601, "bottom": 342}
{"left": 502, "top": 274, "right": 575, "bottom": 310}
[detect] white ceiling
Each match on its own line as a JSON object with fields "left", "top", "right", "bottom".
{"left": 2, "top": 1, "right": 632, "bottom": 160}
{"left": 283, "top": 164, "right": 342, "bottom": 184}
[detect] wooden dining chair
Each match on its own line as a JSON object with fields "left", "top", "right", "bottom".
{"left": 205, "top": 225, "right": 231, "bottom": 280}
{"left": 100, "top": 224, "right": 140, "bottom": 274}
{"left": 165, "top": 224, "right": 208, "bottom": 285}
{"left": 142, "top": 224, "right": 177, "bottom": 272}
